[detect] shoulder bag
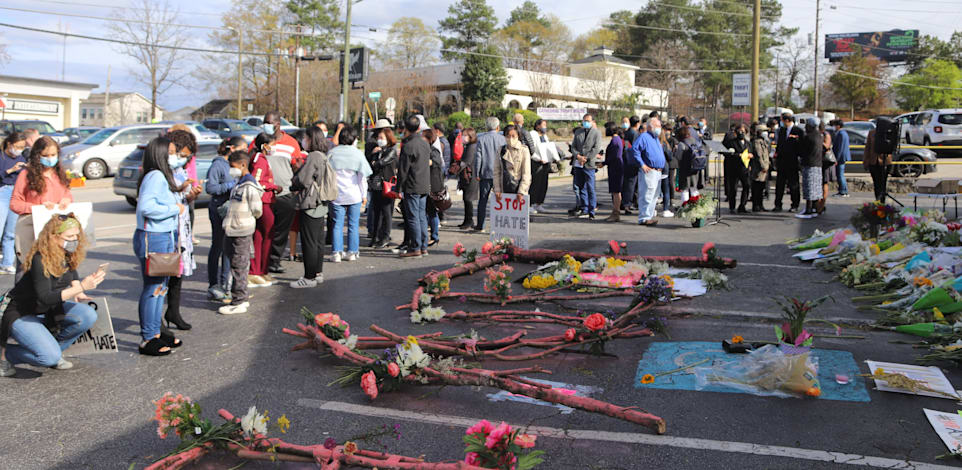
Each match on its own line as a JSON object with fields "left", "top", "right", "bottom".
{"left": 500, "top": 147, "right": 521, "bottom": 194}
{"left": 144, "top": 226, "right": 181, "bottom": 277}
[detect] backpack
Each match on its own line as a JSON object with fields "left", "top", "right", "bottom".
{"left": 688, "top": 136, "right": 708, "bottom": 172}
{"left": 315, "top": 152, "right": 338, "bottom": 202}
{"left": 452, "top": 132, "right": 464, "bottom": 161}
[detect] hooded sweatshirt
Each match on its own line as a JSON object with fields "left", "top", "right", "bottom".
{"left": 223, "top": 173, "right": 264, "bottom": 237}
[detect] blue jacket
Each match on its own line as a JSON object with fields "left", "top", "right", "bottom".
{"left": 832, "top": 129, "right": 851, "bottom": 163}
{"left": 632, "top": 131, "right": 666, "bottom": 170}
{"left": 474, "top": 130, "right": 506, "bottom": 180}
{"left": 205, "top": 156, "right": 236, "bottom": 207}
{"left": 137, "top": 170, "right": 180, "bottom": 232}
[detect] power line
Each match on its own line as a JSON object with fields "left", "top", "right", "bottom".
{"left": 835, "top": 69, "right": 962, "bottom": 91}
{"left": 602, "top": 21, "right": 752, "bottom": 37}
{"left": 19, "top": 0, "right": 224, "bottom": 17}
{"left": 647, "top": 0, "right": 779, "bottom": 20}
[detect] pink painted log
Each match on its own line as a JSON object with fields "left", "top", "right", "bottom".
{"left": 419, "top": 253, "right": 508, "bottom": 285}
{"left": 144, "top": 444, "right": 212, "bottom": 470}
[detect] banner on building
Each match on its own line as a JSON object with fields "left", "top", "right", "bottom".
{"left": 537, "top": 108, "right": 588, "bottom": 121}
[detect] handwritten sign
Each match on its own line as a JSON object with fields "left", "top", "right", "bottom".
{"left": 925, "top": 409, "right": 962, "bottom": 454}
{"left": 31, "top": 202, "right": 96, "bottom": 247}
{"left": 488, "top": 193, "right": 529, "bottom": 249}
{"left": 66, "top": 298, "right": 117, "bottom": 355}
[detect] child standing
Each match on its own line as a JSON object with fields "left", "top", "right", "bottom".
{"left": 218, "top": 151, "right": 264, "bottom": 315}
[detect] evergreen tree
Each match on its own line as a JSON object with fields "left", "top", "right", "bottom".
{"left": 285, "top": 0, "right": 342, "bottom": 52}
{"left": 438, "top": 0, "right": 498, "bottom": 61}
{"left": 461, "top": 45, "right": 508, "bottom": 113}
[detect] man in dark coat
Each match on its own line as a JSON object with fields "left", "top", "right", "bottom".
{"left": 397, "top": 115, "right": 431, "bottom": 257}
{"left": 773, "top": 113, "right": 804, "bottom": 212}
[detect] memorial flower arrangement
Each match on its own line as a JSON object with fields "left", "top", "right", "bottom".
{"left": 454, "top": 242, "right": 481, "bottom": 263}
{"left": 851, "top": 201, "right": 899, "bottom": 237}
{"left": 424, "top": 273, "right": 451, "bottom": 296}
{"left": 773, "top": 296, "right": 837, "bottom": 349}
{"left": 909, "top": 219, "right": 950, "bottom": 246}
{"left": 682, "top": 268, "right": 731, "bottom": 291}
{"left": 410, "top": 292, "right": 447, "bottom": 323}
{"left": 304, "top": 309, "right": 351, "bottom": 341}
{"left": 522, "top": 254, "right": 583, "bottom": 288}
{"left": 676, "top": 193, "right": 716, "bottom": 222}
{"left": 463, "top": 419, "right": 545, "bottom": 470}
{"left": 634, "top": 275, "right": 674, "bottom": 304}
{"left": 605, "top": 239, "right": 628, "bottom": 256}
{"left": 484, "top": 264, "right": 515, "bottom": 303}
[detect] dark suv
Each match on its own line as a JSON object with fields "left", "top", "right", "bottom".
{"left": 201, "top": 119, "right": 260, "bottom": 143}
{"left": 112, "top": 141, "right": 220, "bottom": 207}
{"left": 0, "top": 120, "right": 68, "bottom": 144}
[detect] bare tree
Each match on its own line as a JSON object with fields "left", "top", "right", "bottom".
{"left": 0, "top": 34, "right": 11, "bottom": 66}
{"left": 377, "top": 17, "right": 439, "bottom": 70}
{"left": 109, "top": 0, "right": 188, "bottom": 120}
{"left": 578, "top": 64, "right": 632, "bottom": 119}
{"left": 635, "top": 40, "right": 694, "bottom": 116}
{"left": 774, "top": 37, "right": 812, "bottom": 109}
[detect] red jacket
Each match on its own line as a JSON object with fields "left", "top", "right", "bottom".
{"left": 250, "top": 152, "right": 277, "bottom": 203}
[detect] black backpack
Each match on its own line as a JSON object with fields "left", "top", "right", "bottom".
{"left": 687, "top": 137, "right": 708, "bottom": 171}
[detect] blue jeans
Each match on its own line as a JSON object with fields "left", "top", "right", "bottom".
{"left": 0, "top": 185, "right": 18, "bottom": 268}
{"left": 402, "top": 194, "right": 428, "bottom": 251}
{"left": 836, "top": 161, "right": 849, "bottom": 195}
{"left": 331, "top": 202, "right": 361, "bottom": 254}
{"left": 574, "top": 167, "right": 597, "bottom": 214}
{"left": 476, "top": 178, "right": 494, "bottom": 229}
{"left": 427, "top": 199, "right": 440, "bottom": 243}
{"left": 5, "top": 302, "right": 97, "bottom": 367}
{"left": 133, "top": 229, "right": 175, "bottom": 341}
{"left": 207, "top": 203, "right": 230, "bottom": 290}
{"left": 638, "top": 169, "right": 662, "bottom": 222}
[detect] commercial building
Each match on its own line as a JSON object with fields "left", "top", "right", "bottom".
{"left": 0, "top": 75, "right": 97, "bottom": 130}
{"left": 80, "top": 92, "right": 164, "bottom": 127}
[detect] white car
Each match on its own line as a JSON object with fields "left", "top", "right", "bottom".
{"left": 894, "top": 112, "right": 920, "bottom": 142}
{"left": 907, "top": 109, "right": 962, "bottom": 147}
{"left": 242, "top": 115, "right": 300, "bottom": 134}
{"left": 61, "top": 125, "right": 169, "bottom": 179}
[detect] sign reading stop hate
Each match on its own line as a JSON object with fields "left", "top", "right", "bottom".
{"left": 488, "top": 193, "right": 529, "bottom": 249}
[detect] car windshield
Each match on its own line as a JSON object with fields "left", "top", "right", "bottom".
{"left": 194, "top": 124, "right": 215, "bottom": 134}
{"left": 938, "top": 114, "right": 962, "bottom": 125}
{"left": 227, "top": 121, "right": 257, "bottom": 131}
{"left": 196, "top": 143, "right": 219, "bottom": 158}
{"left": 17, "top": 122, "right": 56, "bottom": 133}
{"left": 82, "top": 128, "right": 118, "bottom": 145}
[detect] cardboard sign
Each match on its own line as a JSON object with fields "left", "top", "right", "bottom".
{"left": 31, "top": 202, "right": 95, "bottom": 246}
{"left": 924, "top": 409, "right": 962, "bottom": 454}
{"left": 488, "top": 193, "right": 529, "bottom": 249}
{"left": 66, "top": 297, "right": 117, "bottom": 355}
{"left": 864, "top": 360, "right": 959, "bottom": 399}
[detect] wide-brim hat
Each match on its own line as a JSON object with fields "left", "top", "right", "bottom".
{"left": 373, "top": 118, "right": 392, "bottom": 129}
{"left": 756, "top": 123, "right": 769, "bottom": 131}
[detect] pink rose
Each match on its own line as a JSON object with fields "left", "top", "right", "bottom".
{"left": 481, "top": 242, "right": 494, "bottom": 254}
{"left": 485, "top": 421, "right": 512, "bottom": 449}
{"left": 701, "top": 242, "right": 716, "bottom": 260}
{"left": 608, "top": 240, "right": 620, "bottom": 255}
{"left": 360, "top": 371, "right": 378, "bottom": 400}
{"left": 564, "top": 328, "right": 576, "bottom": 342}
{"left": 465, "top": 419, "right": 494, "bottom": 436}
{"left": 453, "top": 242, "right": 465, "bottom": 256}
{"left": 464, "top": 452, "right": 480, "bottom": 465}
{"left": 387, "top": 362, "right": 400, "bottom": 377}
{"left": 583, "top": 313, "right": 607, "bottom": 332}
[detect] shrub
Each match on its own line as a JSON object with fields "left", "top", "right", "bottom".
{"left": 447, "top": 111, "right": 471, "bottom": 130}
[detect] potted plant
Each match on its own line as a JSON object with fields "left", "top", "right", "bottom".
{"left": 773, "top": 295, "right": 836, "bottom": 354}
{"left": 676, "top": 193, "right": 716, "bottom": 227}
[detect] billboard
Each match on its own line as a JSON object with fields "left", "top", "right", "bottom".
{"left": 824, "top": 30, "right": 919, "bottom": 62}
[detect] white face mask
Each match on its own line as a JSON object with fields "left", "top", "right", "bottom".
{"left": 377, "top": 138, "right": 387, "bottom": 147}
{"left": 228, "top": 167, "right": 242, "bottom": 179}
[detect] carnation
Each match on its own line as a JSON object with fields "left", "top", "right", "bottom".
{"left": 360, "top": 371, "right": 378, "bottom": 400}
{"left": 485, "top": 422, "right": 512, "bottom": 449}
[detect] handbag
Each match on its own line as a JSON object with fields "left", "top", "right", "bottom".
{"left": 823, "top": 147, "right": 837, "bottom": 165}
{"left": 500, "top": 149, "right": 521, "bottom": 194}
{"left": 430, "top": 188, "right": 453, "bottom": 212}
{"left": 382, "top": 177, "right": 401, "bottom": 199}
{"left": 144, "top": 227, "right": 181, "bottom": 277}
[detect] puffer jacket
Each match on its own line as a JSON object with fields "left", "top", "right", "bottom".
{"left": 223, "top": 174, "right": 264, "bottom": 237}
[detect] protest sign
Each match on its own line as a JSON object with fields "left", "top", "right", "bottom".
{"left": 924, "top": 408, "right": 962, "bottom": 454}
{"left": 488, "top": 193, "right": 529, "bottom": 249}
{"left": 66, "top": 297, "right": 117, "bottom": 355}
{"left": 31, "top": 202, "right": 96, "bottom": 246}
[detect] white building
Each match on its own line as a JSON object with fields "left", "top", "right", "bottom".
{"left": 367, "top": 47, "right": 667, "bottom": 117}
{"left": 0, "top": 75, "right": 97, "bottom": 130}
{"left": 80, "top": 92, "right": 164, "bottom": 127}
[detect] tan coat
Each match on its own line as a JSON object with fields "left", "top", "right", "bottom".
{"left": 494, "top": 138, "right": 532, "bottom": 195}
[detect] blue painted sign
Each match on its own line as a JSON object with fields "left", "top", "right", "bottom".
{"left": 634, "top": 341, "right": 870, "bottom": 402}
{"left": 487, "top": 378, "right": 601, "bottom": 413}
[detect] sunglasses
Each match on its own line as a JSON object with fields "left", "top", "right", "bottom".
{"left": 56, "top": 212, "right": 77, "bottom": 221}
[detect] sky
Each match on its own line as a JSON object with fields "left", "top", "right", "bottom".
{"left": 0, "top": 0, "right": 959, "bottom": 114}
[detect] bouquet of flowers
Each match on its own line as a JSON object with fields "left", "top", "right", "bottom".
{"left": 675, "top": 193, "right": 716, "bottom": 222}
{"left": 909, "top": 219, "right": 949, "bottom": 246}
{"left": 522, "top": 254, "right": 582, "bottom": 289}
{"left": 302, "top": 309, "right": 351, "bottom": 341}
{"left": 484, "top": 265, "right": 514, "bottom": 303}
{"left": 634, "top": 275, "right": 674, "bottom": 305}
{"left": 463, "top": 419, "right": 544, "bottom": 470}
{"left": 410, "top": 292, "right": 447, "bottom": 323}
{"left": 851, "top": 201, "right": 899, "bottom": 236}
{"left": 774, "top": 296, "right": 836, "bottom": 348}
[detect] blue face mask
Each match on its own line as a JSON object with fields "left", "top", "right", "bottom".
{"left": 622, "top": 123, "right": 630, "bottom": 129}
{"left": 40, "top": 156, "right": 58, "bottom": 168}
{"left": 168, "top": 153, "right": 184, "bottom": 169}
{"left": 263, "top": 124, "right": 276, "bottom": 135}
{"left": 651, "top": 128, "right": 662, "bottom": 137}
{"left": 582, "top": 121, "right": 591, "bottom": 129}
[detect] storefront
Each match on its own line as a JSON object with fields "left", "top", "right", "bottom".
{"left": 0, "top": 75, "right": 97, "bottom": 130}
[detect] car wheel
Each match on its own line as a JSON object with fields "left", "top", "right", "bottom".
{"left": 83, "top": 159, "right": 108, "bottom": 179}
{"left": 125, "top": 196, "right": 137, "bottom": 207}
{"left": 894, "top": 155, "right": 923, "bottom": 178}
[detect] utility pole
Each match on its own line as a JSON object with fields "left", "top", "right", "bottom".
{"left": 295, "top": 26, "right": 302, "bottom": 127}
{"left": 104, "top": 65, "right": 111, "bottom": 127}
{"left": 236, "top": 30, "right": 243, "bottom": 119}
{"left": 340, "top": 0, "right": 354, "bottom": 122}
{"left": 750, "top": 0, "right": 761, "bottom": 121}
{"left": 774, "top": 52, "right": 780, "bottom": 109}
{"left": 813, "top": 0, "right": 821, "bottom": 116}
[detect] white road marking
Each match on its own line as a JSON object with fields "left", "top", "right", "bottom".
{"left": 739, "top": 261, "right": 814, "bottom": 269}
{"left": 297, "top": 399, "right": 951, "bottom": 469}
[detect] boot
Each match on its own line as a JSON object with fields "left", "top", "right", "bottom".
{"left": 604, "top": 211, "right": 620, "bottom": 222}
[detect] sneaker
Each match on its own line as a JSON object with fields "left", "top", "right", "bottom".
{"left": 345, "top": 252, "right": 359, "bottom": 261}
{"left": 0, "top": 359, "right": 14, "bottom": 377}
{"left": 53, "top": 358, "right": 73, "bottom": 370}
{"left": 248, "top": 275, "right": 271, "bottom": 287}
{"left": 207, "top": 286, "right": 227, "bottom": 301}
{"left": 400, "top": 250, "right": 423, "bottom": 258}
{"left": 290, "top": 277, "right": 318, "bottom": 288}
{"left": 262, "top": 273, "right": 276, "bottom": 283}
{"left": 332, "top": 252, "right": 342, "bottom": 263}
{"left": 219, "top": 301, "right": 250, "bottom": 315}
{"left": 390, "top": 245, "right": 408, "bottom": 254}
{"left": 661, "top": 210, "right": 674, "bottom": 217}
{"left": 531, "top": 206, "right": 540, "bottom": 214}
{"left": 587, "top": 214, "right": 596, "bottom": 220}
{"left": 421, "top": 250, "right": 429, "bottom": 256}
{"left": 0, "top": 266, "right": 14, "bottom": 275}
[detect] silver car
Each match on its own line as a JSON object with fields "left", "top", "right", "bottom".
{"left": 61, "top": 124, "right": 169, "bottom": 179}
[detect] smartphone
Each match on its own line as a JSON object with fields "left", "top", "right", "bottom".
{"left": 97, "top": 263, "right": 110, "bottom": 274}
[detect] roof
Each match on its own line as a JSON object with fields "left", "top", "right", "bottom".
{"left": 0, "top": 74, "right": 98, "bottom": 90}
{"left": 570, "top": 46, "right": 639, "bottom": 69}
{"left": 81, "top": 92, "right": 161, "bottom": 109}
{"left": 192, "top": 99, "right": 253, "bottom": 117}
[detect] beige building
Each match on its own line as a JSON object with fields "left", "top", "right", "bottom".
{"left": 0, "top": 75, "right": 97, "bottom": 130}
{"left": 80, "top": 92, "right": 164, "bottom": 127}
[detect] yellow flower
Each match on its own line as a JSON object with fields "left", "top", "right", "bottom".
{"left": 934, "top": 307, "right": 946, "bottom": 322}
{"left": 874, "top": 368, "right": 885, "bottom": 376}
{"left": 659, "top": 275, "right": 674, "bottom": 288}
{"left": 732, "top": 335, "right": 744, "bottom": 344}
{"left": 870, "top": 244, "right": 880, "bottom": 256}
{"left": 523, "top": 278, "right": 531, "bottom": 289}
{"left": 404, "top": 336, "right": 418, "bottom": 350}
{"left": 640, "top": 374, "right": 655, "bottom": 384}
{"left": 343, "top": 441, "right": 358, "bottom": 455}
{"left": 277, "top": 414, "right": 291, "bottom": 434}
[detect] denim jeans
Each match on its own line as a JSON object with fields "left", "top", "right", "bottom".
{"left": 331, "top": 202, "right": 361, "bottom": 254}
{"left": 836, "top": 161, "right": 849, "bottom": 195}
{"left": 476, "top": 178, "right": 494, "bottom": 229}
{"left": 133, "top": 229, "right": 175, "bottom": 341}
{"left": 402, "top": 194, "right": 428, "bottom": 251}
{"left": 207, "top": 203, "right": 231, "bottom": 291}
{"left": 0, "top": 185, "right": 18, "bottom": 268}
{"left": 637, "top": 169, "right": 662, "bottom": 222}
{"left": 5, "top": 302, "right": 97, "bottom": 367}
{"left": 427, "top": 198, "right": 440, "bottom": 242}
{"left": 574, "top": 167, "right": 597, "bottom": 214}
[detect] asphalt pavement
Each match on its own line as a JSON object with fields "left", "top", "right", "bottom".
{"left": 4, "top": 176, "right": 962, "bottom": 469}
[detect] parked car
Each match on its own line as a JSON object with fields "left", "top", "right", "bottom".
{"left": 842, "top": 121, "right": 875, "bottom": 133}
{"left": 242, "top": 115, "right": 300, "bottom": 134}
{"left": 844, "top": 129, "right": 937, "bottom": 178}
{"left": 0, "top": 120, "right": 69, "bottom": 143}
{"left": 894, "top": 112, "right": 920, "bottom": 143}
{"left": 157, "top": 120, "right": 221, "bottom": 142}
{"left": 61, "top": 124, "right": 169, "bottom": 179}
{"left": 113, "top": 141, "right": 219, "bottom": 207}
{"left": 906, "top": 109, "right": 962, "bottom": 150}
{"left": 201, "top": 118, "right": 260, "bottom": 142}
{"left": 62, "top": 126, "right": 101, "bottom": 145}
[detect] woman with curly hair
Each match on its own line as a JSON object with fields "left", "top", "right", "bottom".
{"left": 10, "top": 136, "right": 73, "bottom": 265}
{"left": 0, "top": 213, "right": 104, "bottom": 376}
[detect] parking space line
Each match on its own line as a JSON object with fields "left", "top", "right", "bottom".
{"left": 739, "top": 261, "right": 814, "bottom": 269}
{"left": 297, "top": 399, "right": 951, "bottom": 469}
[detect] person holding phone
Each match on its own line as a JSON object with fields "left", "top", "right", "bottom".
{"left": 0, "top": 213, "right": 102, "bottom": 376}
{"left": 0, "top": 132, "right": 28, "bottom": 275}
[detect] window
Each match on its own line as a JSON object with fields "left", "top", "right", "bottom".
{"left": 938, "top": 114, "right": 962, "bottom": 125}
{"left": 508, "top": 100, "right": 521, "bottom": 109}
{"left": 920, "top": 113, "right": 933, "bottom": 125}
{"left": 82, "top": 128, "right": 117, "bottom": 145}
{"left": 82, "top": 109, "right": 87, "bottom": 119}
{"left": 97, "top": 110, "right": 103, "bottom": 119}
{"left": 196, "top": 143, "right": 220, "bottom": 158}
{"left": 847, "top": 130, "right": 865, "bottom": 145}
{"left": 113, "top": 127, "right": 164, "bottom": 145}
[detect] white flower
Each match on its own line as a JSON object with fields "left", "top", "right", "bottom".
{"left": 338, "top": 334, "right": 359, "bottom": 349}
{"left": 410, "top": 310, "right": 422, "bottom": 324}
{"left": 419, "top": 293, "right": 433, "bottom": 308}
{"left": 254, "top": 413, "right": 268, "bottom": 436}
{"left": 240, "top": 406, "right": 257, "bottom": 436}
{"left": 420, "top": 306, "right": 446, "bottom": 322}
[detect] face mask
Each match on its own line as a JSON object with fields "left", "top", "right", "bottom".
{"left": 263, "top": 124, "right": 276, "bottom": 135}
{"left": 376, "top": 138, "right": 388, "bottom": 147}
{"left": 40, "top": 156, "right": 58, "bottom": 168}
{"left": 582, "top": 121, "right": 591, "bottom": 129}
{"left": 168, "top": 153, "right": 184, "bottom": 169}
{"left": 321, "top": 130, "right": 328, "bottom": 138}
{"left": 508, "top": 137, "right": 519, "bottom": 146}
{"left": 63, "top": 239, "right": 79, "bottom": 253}
{"left": 651, "top": 128, "right": 662, "bottom": 137}
{"left": 228, "top": 167, "right": 242, "bottom": 179}
{"left": 539, "top": 127, "right": 547, "bottom": 133}
{"left": 622, "top": 123, "right": 630, "bottom": 129}
{"left": 699, "top": 122, "right": 706, "bottom": 129}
